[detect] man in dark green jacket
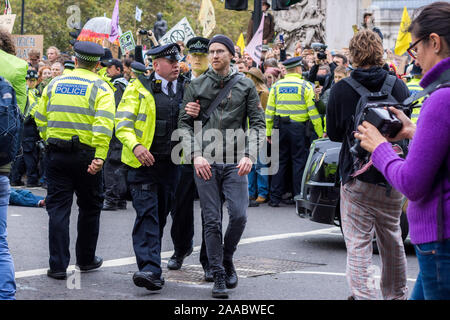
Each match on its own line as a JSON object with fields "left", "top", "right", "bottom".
{"left": 178, "top": 35, "right": 265, "bottom": 299}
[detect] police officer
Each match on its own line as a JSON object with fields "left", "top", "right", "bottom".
{"left": 407, "top": 63, "right": 425, "bottom": 124}
{"left": 102, "top": 58, "right": 129, "bottom": 211}
{"left": 265, "top": 57, "right": 323, "bottom": 207}
{"left": 115, "top": 43, "right": 186, "bottom": 291}
{"left": 129, "top": 61, "right": 146, "bottom": 82}
{"left": 63, "top": 60, "right": 75, "bottom": 75}
{"left": 34, "top": 41, "right": 116, "bottom": 280}
{"left": 10, "top": 69, "right": 41, "bottom": 187}
{"left": 167, "top": 37, "right": 212, "bottom": 280}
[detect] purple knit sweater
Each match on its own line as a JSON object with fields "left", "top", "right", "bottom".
{"left": 372, "top": 57, "right": 450, "bottom": 245}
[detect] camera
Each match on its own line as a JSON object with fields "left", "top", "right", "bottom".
{"left": 311, "top": 43, "right": 328, "bottom": 60}
{"left": 139, "top": 29, "right": 149, "bottom": 35}
{"left": 350, "top": 105, "right": 403, "bottom": 158}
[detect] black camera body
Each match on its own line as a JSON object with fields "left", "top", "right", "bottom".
{"left": 139, "top": 29, "right": 149, "bottom": 35}
{"left": 350, "top": 104, "right": 403, "bottom": 158}
{"left": 311, "top": 42, "right": 328, "bottom": 60}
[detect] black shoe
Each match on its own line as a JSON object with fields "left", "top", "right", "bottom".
{"left": 282, "top": 198, "right": 295, "bottom": 205}
{"left": 212, "top": 271, "right": 228, "bottom": 299}
{"left": 102, "top": 201, "right": 118, "bottom": 211}
{"left": 204, "top": 268, "right": 214, "bottom": 282}
{"left": 26, "top": 182, "right": 40, "bottom": 188}
{"left": 224, "top": 261, "right": 238, "bottom": 289}
{"left": 268, "top": 201, "right": 280, "bottom": 207}
{"left": 10, "top": 181, "right": 24, "bottom": 187}
{"left": 167, "top": 247, "right": 193, "bottom": 270}
{"left": 133, "top": 271, "right": 164, "bottom": 291}
{"left": 47, "top": 269, "right": 67, "bottom": 280}
{"left": 76, "top": 256, "right": 103, "bottom": 272}
{"left": 117, "top": 202, "right": 127, "bottom": 210}
{"left": 248, "top": 200, "right": 260, "bottom": 207}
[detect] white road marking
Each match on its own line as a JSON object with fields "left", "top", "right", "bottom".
{"left": 15, "top": 227, "right": 338, "bottom": 279}
{"left": 280, "top": 271, "right": 417, "bottom": 282}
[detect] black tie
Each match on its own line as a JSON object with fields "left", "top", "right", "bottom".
{"left": 167, "top": 81, "right": 175, "bottom": 98}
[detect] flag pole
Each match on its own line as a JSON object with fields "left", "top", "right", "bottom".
{"left": 252, "top": 0, "right": 262, "bottom": 42}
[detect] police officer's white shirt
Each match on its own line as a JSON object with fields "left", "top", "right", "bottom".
{"left": 154, "top": 72, "right": 177, "bottom": 96}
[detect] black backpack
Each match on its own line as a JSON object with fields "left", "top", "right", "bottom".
{"left": 0, "top": 76, "right": 23, "bottom": 166}
{"left": 343, "top": 74, "right": 408, "bottom": 185}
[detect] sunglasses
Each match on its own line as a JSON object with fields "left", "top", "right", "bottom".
{"left": 407, "top": 35, "right": 430, "bottom": 59}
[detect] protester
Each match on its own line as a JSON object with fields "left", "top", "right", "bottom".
{"left": 327, "top": 29, "right": 410, "bottom": 300}
{"left": 28, "top": 49, "right": 41, "bottom": 71}
{"left": 50, "top": 62, "right": 63, "bottom": 78}
{"left": 247, "top": 1, "right": 275, "bottom": 45}
{"left": 46, "top": 46, "right": 60, "bottom": 64}
{"left": 179, "top": 34, "right": 265, "bottom": 299}
{"left": 354, "top": 1, "right": 450, "bottom": 300}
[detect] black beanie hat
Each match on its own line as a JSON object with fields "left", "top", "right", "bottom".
{"left": 208, "top": 34, "right": 235, "bottom": 56}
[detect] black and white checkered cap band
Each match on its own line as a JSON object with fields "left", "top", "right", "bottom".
{"left": 75, "top": 52, "right": 101, "bottom": 62}
{"left": 153, "top": 46, "right": 180, "bottom": 59}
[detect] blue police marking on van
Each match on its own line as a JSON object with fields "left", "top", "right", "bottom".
{"left": 55, "top": 83, "right": 88, "bottom": 96}
{"left": 279, "top": 87, "right": 298, "bottom": 94}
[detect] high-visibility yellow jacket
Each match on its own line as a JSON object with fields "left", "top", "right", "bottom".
{"left": 34, "top": 68, "right": 115, "bottom": 160}
{"left": 407, "top": 78, "right": 424, "bottom": 124}
{"left": 26, "top": 88, "right": 40, "bottom": 118}
{"left": 265, "top": 73, "right": 323, "bottom": 137}
{"left": 115, "top": 77, "right": 156, "bottom": 168}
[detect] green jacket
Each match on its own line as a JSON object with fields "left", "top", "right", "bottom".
{"left": 178, "top": 67, "right": 265, "bottom": 163}
{"left": 0, "top": 49, "right": 28, "bottom": 114}
{"left": 0, "top": 49, "right": 28, "bottom": 174}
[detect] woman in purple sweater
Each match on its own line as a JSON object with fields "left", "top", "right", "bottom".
{"left": 355, "top": 2, "right": 450, "bottom": 300}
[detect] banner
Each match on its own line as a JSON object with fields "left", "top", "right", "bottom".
{"left": 119, "top": 30, "right": 135, "bottom": 55}
{"left": 244, "top": 15, "right": 264, "bottom": 66}
{"left": 135, "top": 6, "right": 143, "bottom": 22}
{"left": 0, "top": 13, "right": 15, "bottom": 33}
{"left": 109, "top": 0, "right": 120, "bottom": 43}
{"left": 159, "top": 17, "right": 196, "bottom": 45}
{"left": 12, "top": 35, "right": 44, "bottom": 60}
{"left": 394, "top": 7, "right": 412, "bottom": 56}
{"left": 198, "top": 0, "right": 216, "bottom": 38}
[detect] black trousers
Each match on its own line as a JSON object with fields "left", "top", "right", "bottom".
{"left": 128, "top": 159, "right": 179, "bottom": 276}
{"left": 45, "top": 148, "right": 103, "bottom": 272}
{"left": 103, "top": 158, "right": 127, "bottom": 206}
{"left": 171, "top": 164, "right": 208, "bottom": 269}
{"left": 270, "top": 120, "right": 309, "bottom": 204}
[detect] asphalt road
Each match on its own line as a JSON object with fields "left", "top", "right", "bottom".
{"left": 7, "top": 187, "right": 419, "bottom": 300}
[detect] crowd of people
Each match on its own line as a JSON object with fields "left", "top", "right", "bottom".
{"left": 0, "top": 1, "right": 449, "bottom": 301}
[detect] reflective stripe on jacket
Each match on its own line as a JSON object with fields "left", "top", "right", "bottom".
{"left": 265, "top": 73, "right": 323, "bottom": 137}
{"left": 115, "top": 77, "right": 156, "bottom": 168}
{"left": 407, "top": 78, "right": 425, "bottom": 124}
{"left": 34, "top": 68, "right": 115, "bottom": 160}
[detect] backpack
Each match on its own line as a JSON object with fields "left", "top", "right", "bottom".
{"left": 343, "top": 74, "right": 408, "bottom": 185}
{"left": 0, "top": 76, "right": 23, "bottom": 166}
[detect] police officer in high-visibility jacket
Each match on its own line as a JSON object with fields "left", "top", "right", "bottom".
{"left": 115, "top": 43, "right": 186, "bottom": 291}
{"left": 265, "top": 57, "right": 323, "bottom": 207}
{"left": 407, "top": 64, "right": 425, "bottom": 124}
{"left": 34, "top": 41, "right": 115, "bottom": 280}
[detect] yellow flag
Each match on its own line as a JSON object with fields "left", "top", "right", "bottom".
{"left": 394, "top": 7, "right": 412, "bottom": 56}
{"left": 237, "top": 33, "right": 245, "bottom": 55}
{"left": 198, "top": 0, "right": 216, "bottom": 38}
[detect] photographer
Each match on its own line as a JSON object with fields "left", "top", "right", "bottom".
{"left": 355, "top": 1, "right": 450, "bottom": 300}
{"left": 307, "top": 44, "right": 337, "bottom": 94}
{"left": 326, "top": 29, "right": 410, "bottom": 300}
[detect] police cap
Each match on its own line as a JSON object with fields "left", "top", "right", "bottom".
{"left": 131, "top": 61, "right": 146, "bottom": 74}
{"left": 282, "top": 56, "right": 304, "bottom": 70}
{"left": 64, "top": 60, "right": 75, "bottom": 70}
{"left": 147, "top": 43, "right": 181, "bottom": 61}
{"left": 74, "top": 41, "right": 105, "bottom": 62}
{"left": 26, "top": 69, "right": 38, "bottom": 80}
{"left": 186, "top": 37, "right": 210, "bottom": 54}
{"left": 104, "top": 58, "right": 123, "bottom": 70}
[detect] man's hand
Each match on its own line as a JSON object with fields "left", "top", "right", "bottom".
{"left": 87, "top": 159, "right": 104, "bottom": 175}
{"left": 314, "top": 86, "right": 322, "bottom": 99}
{"left": 194, "top": 156, "right": 212, "bottom": 180}
{"left": 237, "top": 157, "right": 253, "bottom": 176}
{"left": 185, "top": 100, "right": 201, "bottom": 118}
{"left": 133, "top": 144, "right": 155, "bottom": 166}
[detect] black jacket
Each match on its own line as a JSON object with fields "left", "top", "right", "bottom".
{"left": 326, "top": 66, "right": 410, "bottom": 185}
